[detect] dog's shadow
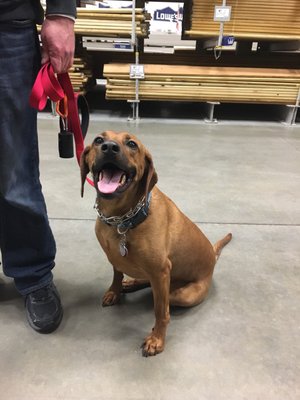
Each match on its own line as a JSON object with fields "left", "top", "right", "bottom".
{"left": 60, "top": 278, "right": 218, "bottom": 317}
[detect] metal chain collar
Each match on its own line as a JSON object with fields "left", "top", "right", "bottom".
{"left": 94, "top": 196, "right": 147, "bottom": 228}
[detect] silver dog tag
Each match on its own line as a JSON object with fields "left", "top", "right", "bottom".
{"left": 119, "top": 234, "right": 128, "bottom": 257}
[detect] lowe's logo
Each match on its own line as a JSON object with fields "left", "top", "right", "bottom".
{"left": 154, "top": 7, "right": 182, "bottom": 22}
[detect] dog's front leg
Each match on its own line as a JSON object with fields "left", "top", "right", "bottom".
{"left": 142, "top": 264, "right": 171, "bottom": 357}
{"left": 102, "top": 267, "right": 124, "bottom": 307}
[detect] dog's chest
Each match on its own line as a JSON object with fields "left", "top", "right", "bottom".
{"left": 110, "top": 246, "right": 149, "bottom": 279}
{"left": 97, "top": 225, "right": 149, "bottom": 279}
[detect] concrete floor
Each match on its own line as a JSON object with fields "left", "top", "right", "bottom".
{"left": 0, "top": 114, "right": 300, "bottom": 400}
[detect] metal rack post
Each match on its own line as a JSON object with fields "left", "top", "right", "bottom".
{"left": 128, "top": 0, "right": 140, "bottom": 121}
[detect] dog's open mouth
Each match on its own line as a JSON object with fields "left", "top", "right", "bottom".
{"left": 96, "top": 164, "right": 133, "bottom": 195}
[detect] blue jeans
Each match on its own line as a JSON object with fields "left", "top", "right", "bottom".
{"left": 0, "top": 21, "right": 56, "bottom": 295}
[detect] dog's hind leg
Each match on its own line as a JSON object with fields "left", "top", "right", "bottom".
{"left": 169, "top": 274, "right": 213, "bottom": 307}
{"left": 122, "top": 278, "right": 150, "bottom": 293}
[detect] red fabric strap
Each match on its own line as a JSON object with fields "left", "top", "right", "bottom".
{"left": 30, "top": 63, "right": 64, "bottom": 110}
{"left": 30, "top": 63, "right": 93, "bottom": 187}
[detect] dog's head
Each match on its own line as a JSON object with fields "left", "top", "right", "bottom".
{"left": 80, "top": 131, "right": 158, "bottom": 203}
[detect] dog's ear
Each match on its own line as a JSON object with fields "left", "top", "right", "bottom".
{"left": 80, "top": 145, "right": 91, "bottom": 197}
{"left": 143, "top": 150, "right": 158, "bottom": 200}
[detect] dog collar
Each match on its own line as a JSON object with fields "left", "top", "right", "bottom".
{"left": 94, "top": 192, "right": 152, "bottom": 232}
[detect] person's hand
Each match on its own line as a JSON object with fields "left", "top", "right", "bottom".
{"left": 40, "top": 16, "right": 75, "bottom": 74}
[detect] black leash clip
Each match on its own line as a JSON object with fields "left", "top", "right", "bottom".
{"left": 56, "top": 96, "right": 74, "bottom": 159}
{"left": 58, "top": 117, "right": 74, "bottom": 159}
{"left": 55, "top": 94, "right": 89, "bottom": 159}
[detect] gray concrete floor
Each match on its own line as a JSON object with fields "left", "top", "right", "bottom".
{"left": 0, "top": 115, "right": 300, "bottom": 400}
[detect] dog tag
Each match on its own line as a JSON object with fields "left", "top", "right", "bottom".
{"left": 119, "top": 240, "right": 128, "bottom": 257}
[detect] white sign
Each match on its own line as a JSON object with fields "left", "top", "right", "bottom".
{"left": 214, "top": 6, "right": 231, "bottom": 22}
{"left": 146, "top": 2, "right": 183, "bottom": 34}
{"left": 130, "top": 64, "right": 145, "bottom": 79}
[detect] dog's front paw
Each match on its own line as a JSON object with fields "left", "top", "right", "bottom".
{"left": 142, "top": 333, "right": 165, "bottom": 357}
{"left": 102, "top": 290, "right": 120, "bottom": 307}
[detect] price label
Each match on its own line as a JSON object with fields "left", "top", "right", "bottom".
{"left": 214, "top": 6, "right": 232, "bottom": 22}
{"left": 130, "top": 64, "right": 145, "bottom": 79}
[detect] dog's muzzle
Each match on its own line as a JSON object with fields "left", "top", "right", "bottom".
{"left": 93, "top": 141, "right": 136, "bottom": 197}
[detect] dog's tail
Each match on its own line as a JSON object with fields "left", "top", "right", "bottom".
{"left": 213, "top": 233, "right": 232, "bottom": 261}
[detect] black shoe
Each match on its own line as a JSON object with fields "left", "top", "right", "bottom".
{"left": 25, "top": 283, "right": 63, "bottom": 333}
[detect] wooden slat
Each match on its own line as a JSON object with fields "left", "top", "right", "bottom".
{"left": 69, "top": 57, "right": 93, "bottom": 94}
{"left": 184, "top": 0, "right": 300, "bottom": 40}
{"left": 74, "top": 7, "right": 150, "bottom": 38}
{"left": 37, "top": 8, "right": 150, "bottom": 38}
{"left": 103, "top": 63, "right": 300, "bottom": 105}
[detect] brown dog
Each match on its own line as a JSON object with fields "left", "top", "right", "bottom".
{"left": 80, "top": 130, "right": 232, "bottom": 357}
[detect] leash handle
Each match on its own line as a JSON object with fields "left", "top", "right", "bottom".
{"left": 30, "top": 63, "right": 64, "bottom": 110}
{"left": 30, "top": 63, "right": 94, "bottom": 187}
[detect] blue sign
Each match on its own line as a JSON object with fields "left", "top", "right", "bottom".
{"left": 222, "top": 36, "right": 235, "bottom": 46}
{"left": 114, "top": 43, "right": 131, "bottom": 49}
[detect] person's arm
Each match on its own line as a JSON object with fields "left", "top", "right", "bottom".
{"left": 40, "top": 1, "right": 76, "bottom": 74}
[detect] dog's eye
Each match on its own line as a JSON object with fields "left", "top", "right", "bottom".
{"left": 94, "top": 136, "right": 104, "bottom": 145}
{"left": 126, "top": 140, "right": 138, "bottom": 149}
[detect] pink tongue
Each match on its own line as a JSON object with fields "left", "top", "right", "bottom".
{"left": 98, "top": 169, "right": 124, "bottom": 194}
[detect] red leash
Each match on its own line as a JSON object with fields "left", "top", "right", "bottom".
{"left": 30, "top": 62, "right": 94, "bottom": 186}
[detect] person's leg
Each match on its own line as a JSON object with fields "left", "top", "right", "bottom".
{"left": 0, "top": 21, "right": 62, "bottom": 332}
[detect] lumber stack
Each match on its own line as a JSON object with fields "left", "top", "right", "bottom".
{"left": 97, "top": 49, "right": 300, "bottom": 69}
{"left": 103, "top": 64, "right": 300, "bottom": 105}
{"left": 69, "top": 57, "right": 93, "bottom": 94}
{"left": 184, "top": 0, "right": 300, "bottom": 40}
{"left": 75, "top": 8, "right": 151, "bottom": 38}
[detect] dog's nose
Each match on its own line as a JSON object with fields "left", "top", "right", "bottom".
{"left": 101, "top": 141, "right": 120, "bottom": 155}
